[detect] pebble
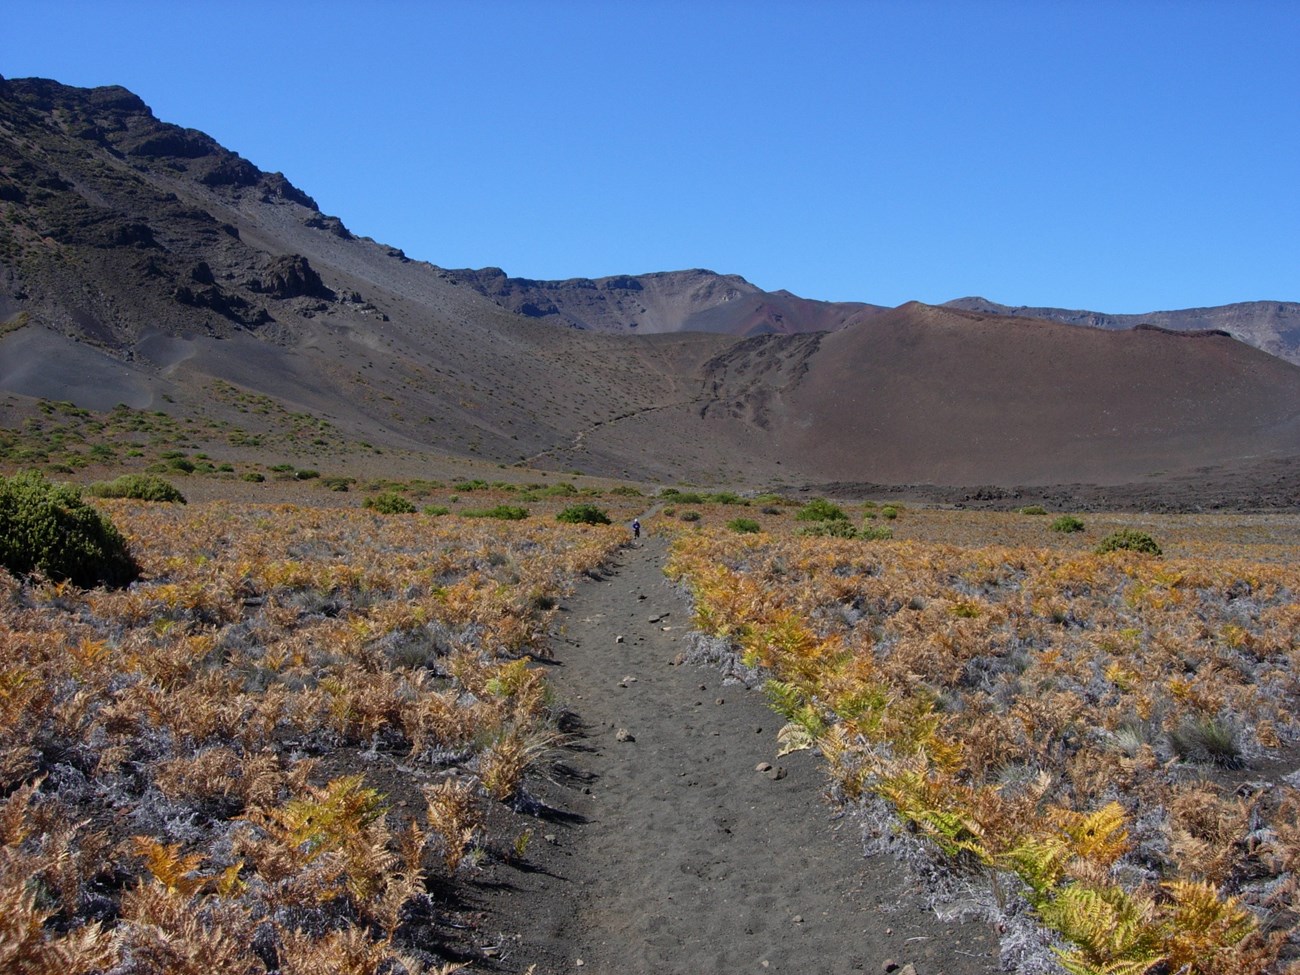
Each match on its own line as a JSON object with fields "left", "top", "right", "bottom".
{"left": 792, "top": 914, "right": 803, "bottom": 924}
{"left": 615, "top": 728, "right": 635, "bottom": 742}
{"left": 883, "top": 962, "right": 899, "bottom": 973}
{"left": 766, "top": 766, "right": 787, "bottom": 781}
{"left": 715, "top": 697, "right": 725, "bottom": 705}
{"left": 615, "top": 635, "right": 624, "bottom": 643}
{"left": 544, "top": 833, "right": 558, "bottom": 845}
{"left": 755, "top": 762, "right": 773, "bottom": 773}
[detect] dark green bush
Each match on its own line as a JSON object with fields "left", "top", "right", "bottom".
{"left": 1095, "top": 529, "right": 1162, "bottom": 556}
{"left": 1020, "top": 505, "right": 1048, "bottom": 516}
{"left": 241, "top": 472, "right": 265, "bottom": 483}
{"left": 556, "top": 503, "right": 612, "bottom": 525}
{"left": 463, "top": 505, "right": 528, "bottom": 520}
{"left": 364, "top": 492, "right": 417, "bottom": 514}
{"left": 0, "top": 470, "right": 139, "bottom": 587}
{"left": 795, "top": 498, "right": 847, "bottom": 522}
{"left": 727, "top": 517, "right": 762, "bottom": 534}
{"left": 1050, "top": 515, "right": 1085, "bottom": 533}
{"left": 858, "top": 524, "right": 894, "bottom": 541}
{"left": 87, "top": 474, "right": 187, "bottom": 504}
{"left": 679, "top": 510, "right": 701, "bottom": 522}
{"left": 422, "top": 505, "right": 451, "bottom": 516}
{"left": 879, "top": 505, "right": 899, "bottom": 520}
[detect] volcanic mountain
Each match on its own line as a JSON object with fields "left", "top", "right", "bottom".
{"left": 945, "top": 296, "right": 1300, "bottom": 367}
{"left": 446, "top": 266, "right": 885, "bottom": 336}
{"left": 1, "top": 75, "right": 1297, "bottom": 505}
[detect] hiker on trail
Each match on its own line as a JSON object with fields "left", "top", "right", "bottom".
{"left": 632, "top": 518, "right": 641, "bottom": 539}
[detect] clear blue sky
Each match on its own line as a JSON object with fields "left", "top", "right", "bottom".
{"left": 5, "top": 1, "right": 1297, "bottom": 311}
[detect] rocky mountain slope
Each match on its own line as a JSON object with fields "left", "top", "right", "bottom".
{"left": 446, "top": 266, "right": 885, "bottom": 336}
{"left": 1, "top": 75, "right": 1297, "bottom": 503}
{"left": 946, "top": 296, "right": 1300, "bottom": 366}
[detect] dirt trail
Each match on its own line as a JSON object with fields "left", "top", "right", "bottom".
{"left": 480, "top": 536, "right": 1002, "bottom": 975}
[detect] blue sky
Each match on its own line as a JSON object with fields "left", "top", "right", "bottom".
{"left": 5, "top": 1, "right": 1297, "bottom": 311}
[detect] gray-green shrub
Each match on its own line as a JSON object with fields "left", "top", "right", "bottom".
{"left": 795, "top": 498, "right": 847, "bottom": 522}
{"left": 87, "top": 474, "right": 187, "bottom": 504}
{"left": 364, "top": 492, "right": 417, "bottom": 514}
{"left": 463, "top": 505, "right": 528, "bottom": 520}
{"left": 1051, "top": 515, "right": 1085, "bottom": 533}
{"left": 1095, "top": 529, "right": 1162, "bottom": 556}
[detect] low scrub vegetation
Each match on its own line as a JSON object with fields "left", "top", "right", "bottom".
{"left": 1096, "top": 528, "right": 1163, "bottom": 556}
{"left": 87, "top": 473, "right": 187, "bottom": 504}
{"left": 363, "top": 491, "right": 417, "bottom": 514}
{"left": 668, "top": 525, "right": 1300, "bottom": 974}
{"left": 795, "top": 498, "right": 847, "bottom": 522}
{"left": 0, "top": 498, "right": 624, "bottom": 970}
{"left": 556, "top": 503, "right": 612, "bottom": 525}
{"left": 1051, "top": 514, "right": 1085, "bottom": 533}
{"left": 463, "top": 504, "right": 529, "bottom": 521}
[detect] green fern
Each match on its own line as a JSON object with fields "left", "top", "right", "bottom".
{"left": 1039, "top": 884, "right": 1163, "bottom": 975}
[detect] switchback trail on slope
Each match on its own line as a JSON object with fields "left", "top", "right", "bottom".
{"left": 478, "top": 535, "right": 1002, "bottom": 975}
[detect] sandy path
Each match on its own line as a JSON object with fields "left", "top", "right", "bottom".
{"left": 483, "top": 535, "right": 1001, "bottom": 975}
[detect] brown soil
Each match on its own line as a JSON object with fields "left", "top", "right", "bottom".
{"left": 466, "top": 536, "right": 1002, "bottom": 975}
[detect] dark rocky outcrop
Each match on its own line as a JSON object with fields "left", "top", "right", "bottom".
{"left": 251, "top": 255, "right": 335, "bottom": 300}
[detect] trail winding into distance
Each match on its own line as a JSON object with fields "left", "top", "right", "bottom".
{"left": 486, "top": 535, "right": 1000, "bottom": 975}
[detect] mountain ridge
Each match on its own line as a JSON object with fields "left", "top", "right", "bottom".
{"left": 945, "top": 296, "right": 1300, "bottom": 366}
{"left": 1, "top": 76, "right": 1297, "bottom": 505}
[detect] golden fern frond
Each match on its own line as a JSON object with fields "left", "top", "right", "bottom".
{"left": 131, "top": 836, "right": 207, "bottom": 896}
{"left": 213, "top": 861, "right": 245, "bottom": 897}
{"left": 877, "top": 767, "right": 991, "bottom": 863}
{"left": 1040, "top": 884, "right": 1162, "bottom": 974}
{"left": 1061, "top": 801, "right": 1131, "bottom": 867}
{"left": 1160, "top": 879, "right": 1257, "bottom": 974}
{"left": 1001, "top": 835, "right": 1073, "bottom": 899}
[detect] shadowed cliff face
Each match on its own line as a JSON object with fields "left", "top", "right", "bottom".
{"left": 1, "top": 76, "right": 1297, "bottom": 503}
